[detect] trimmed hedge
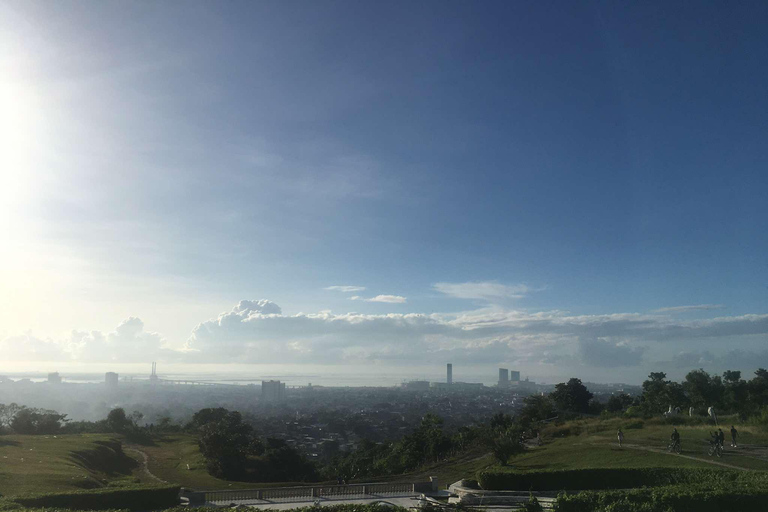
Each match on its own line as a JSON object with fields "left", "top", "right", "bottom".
{"left": 477, "top": 467, "right": 764, "bottom": 491}
{"left": 11, "top": 485, "right": 180, "bottom": 511}
{"left": 556, "top": 485, "right": 768, "bottom": 512}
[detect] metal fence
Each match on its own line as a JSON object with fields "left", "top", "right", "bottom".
{"left": 200, "top": 482, "right": 417, "bottom": 504}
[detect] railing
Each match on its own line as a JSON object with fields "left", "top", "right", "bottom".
{"left": 200, "top": 482, "right": 418, "bottom": 504}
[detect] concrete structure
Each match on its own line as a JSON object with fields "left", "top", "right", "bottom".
{"left": 47, "top": 372, "right": 62, "bottom": 384}
{"left": 498, "top": 368, "right": 509, "bottom": 387}
{"left": 149, "top": 362, "right": 159, "bottom": 384}
{"left": 447, "top": 363, "right": 453, "bottom": 385}
{"left": 510, "top": 370, "right": 521, "bottom": 382}
{"left": 105, "top": 372, "right": 119, "bottom": 389}
{"left": 262, "top": 380, "right": 286, "bottom": 402}
{"left": 401, "top": 380, "right": 430, "bottom": 391}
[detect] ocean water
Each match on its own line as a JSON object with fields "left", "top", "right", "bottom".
{"left": 0, "top": 363, "right": 511, "bottom": 387}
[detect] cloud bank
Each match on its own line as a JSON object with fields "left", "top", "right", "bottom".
{"left": 2, "top": 300, "right": 767, "bottom": 375}
{"left": 652, "top": 304, "right": 726, "bottom": 314}
{"left": 349, "top": 294, "right": 407, "bottom": 303}
{"left": 434, "top": 281, "right": 533, "bottom": 300}
{"left": 325, "top": 285, "right": 366, "bottom": 293}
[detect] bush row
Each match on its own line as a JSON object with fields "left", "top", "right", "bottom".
{"left": 477, "top": 467, "right": 765, "bottom": 491}
{"left": 11, "top": 485, "right": 180, "bottom": 511}
{"left": 556, "top": 485, "right": 768, "bottom": 512}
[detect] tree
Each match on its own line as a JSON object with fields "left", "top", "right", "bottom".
{"left": 640, "top": 372, "right": 688, "bottom": 414}
{"left": 487, "top": 425, "right": 525, "bottom": 466}
{"left": 198, "top": 410, "right": 256, "bottom": 479}
{"left": 606, "top": 393, "right": 634, "bottom": 413}
{"left": 518, "top": 395, "right": 557, "bottom": 429}
{"left": 10, "top": 408, "right": 36, "bottom": 434}
{"left": 683, "top": 369, "right": 724, "bottom": 409}
{"left": 9, "top": 408, "right": 67, "bottom": 434}
{"left": 489, "top": 412, "right": 514, "bottom": 430}
{"left": 106, "top": 408, "right": 131, "bottom": 432}
{"left": 551, "top": 378, "right": 593, "bottom": 414}
{"left": 722, "top": 370, "right": 749, "bottom": 415}
{"left": 0, "top": 403, "right": 22, "bottom": 430}
{"left": 749, "top": 369, "right": 768, "bottom": 409}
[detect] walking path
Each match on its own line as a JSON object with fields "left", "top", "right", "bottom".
{"left": 607, "top": 442, "right": 754, "bottom": 471}
{"left": 124, "top": 445, "right": 168, "bottom": 484}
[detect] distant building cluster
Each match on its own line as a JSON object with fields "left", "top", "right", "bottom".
{"left": 105, "top": 372, "right": 119, "bottom": 390}
{"left": 262, "top": 380, "right": 286, "bottom": 402}
{"left": 47, "top": 372, "right": 62, "bottom": 384}
{"left": 399, "top": 363, "right": 534, "bottom": 393}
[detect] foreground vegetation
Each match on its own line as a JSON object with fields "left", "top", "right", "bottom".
{"left": 0, "top": 434, "right": 151, "bottom": 495}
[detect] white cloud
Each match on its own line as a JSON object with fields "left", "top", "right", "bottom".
{"left": 2, "top": 300, "right": 767, "bottom": 372}
{"left": 652, "top": 304, "right": 725, "bottom": 314}
{"left": 349, "top": 294, "right": 407, "bottom": 303}
{"left": 324, "top": 285, "right": 366, "bottom": 293}
{"left": 578, "top": 336, "right": 645, "bottom": 367}
{"left": 434, "top": 281, "right": 532, "bottom": 300}
{"left": 0, "top": 317, "right": 171, "bottom": 363}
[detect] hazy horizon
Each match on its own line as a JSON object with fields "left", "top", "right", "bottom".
{"left": 1, "top": 1, "right": 767, "bottom": 384}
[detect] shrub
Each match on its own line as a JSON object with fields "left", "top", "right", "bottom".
{"left": 477, "top": 468, "right": 757, "bottom": 491}
{"left": 11, "top": 485, "right": 180, "bottom": 511}
{"left": 556, "top": 485, "right": 768, "bottom": 512}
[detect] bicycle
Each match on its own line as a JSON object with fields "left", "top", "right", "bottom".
{"left": 667, "top": 440, "right": 681, "bottom": 454}
{"left": 707, "top": 440, "right": 723, "bottom": 458}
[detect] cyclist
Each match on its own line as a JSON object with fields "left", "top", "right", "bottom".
{"left": 670, "top": 428, "right": 681, "bottom": 450}
{"left": 731, "top": 425, "right": 738, "bottom": 447}
{"left": 718, "top": 428, "right": 725, "bottom": 448}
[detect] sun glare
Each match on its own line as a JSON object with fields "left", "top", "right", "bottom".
{"left": 0, "top": 81, "right": 41, "bottom": 207}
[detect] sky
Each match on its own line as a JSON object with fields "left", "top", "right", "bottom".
{"left": 1, "top": 0, "right": 767, "bottom": 384}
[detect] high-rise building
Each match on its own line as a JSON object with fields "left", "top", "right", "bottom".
{"left": 48, "top": 372, "right": 62, "bottom": 384}
{"left": 150, "top": 362, "right": 159, "bottom": 384}
{"left": 510, "top": 370, "right": 521, "bottom": 382}
{"left": 262, "top": 380, "right": 286, "bottom": 402}
{"left": 447, "top": 363, "right": 453, "bottom": 385}
{"left": 105, "top": 372, "right": 119, "bottom": 389}
{"left": 498, "top": 368, "right": 509, "bottom": 387}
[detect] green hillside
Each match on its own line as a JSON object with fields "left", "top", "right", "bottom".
{"left": 0, "top": 434, "right": 146, "bottom": 495}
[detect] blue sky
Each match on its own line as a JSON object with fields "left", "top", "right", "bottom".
{"left": 0, "top": 1, "right": 766, "bottom": 383}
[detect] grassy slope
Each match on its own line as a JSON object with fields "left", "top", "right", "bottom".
{"left": 0, "top": 434, "right": 149, "bottom": 495}
{"left": 138, "top": 434, "right": 497, "bottom": 490}
{"left": 107, "top": 417, "right": 768, "bottom": 491}
{"left": 510, "top": 416, "right": 768, "bottom": 472}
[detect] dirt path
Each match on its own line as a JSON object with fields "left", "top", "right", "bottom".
{"left": 124, "top": 445, "right": 168, "bottom": 484}
{"left": 610, "top": 442, "right": 754, "bottom": 471}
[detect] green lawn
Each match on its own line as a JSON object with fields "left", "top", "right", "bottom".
{"left": 0, "top": 434, "right": 148, "bottom": 495}
{"left": 530, "top": 417, "right": 768, "bottom": 472}
{"left": 137, "top": 434, "right": 496, "bottom": 490}
{"left": 509, "top": 437, "right": 714, "bottom": 472}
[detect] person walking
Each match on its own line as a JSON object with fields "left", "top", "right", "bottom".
{"left": 617, "top": 428, "right": 624, "bottom": 448}
{"left": 731, "top": 425, "right": 738, "bottom": 447}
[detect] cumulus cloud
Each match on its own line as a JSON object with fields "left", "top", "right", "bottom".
{"left": 578, "top": 336, "right": 644, "bottom": 367}
{"left": 668, "top": 349, "right": 768, "bottom": 372}
{"left": 652, "top": 304, "right": 726, "bottom": 314}
{"left": 0, "top": 334, "right": 69, "bottom": 361}
{"left": 2, "top": 299, "right": 767, "bottom": 370}
{"left": 67, "top": 317, "right": 171, "bottom": 363}
{"left": 349, "top": 294, "right": 407, "bottom": 303}
{"left": 325, "top": 285, "right": 366, "bottom": 293}
{"left": 183, "top": 301, "right": 768, "bottom": 366}
{"left": 0, "top": 317, "right": 171, "bottom": 363}
{"left": 434, "top": 281, "right": 532, "bottom": 300}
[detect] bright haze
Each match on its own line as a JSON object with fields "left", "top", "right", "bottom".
{"left": 1, "top": 1, "right": 766, "bottom": 384}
